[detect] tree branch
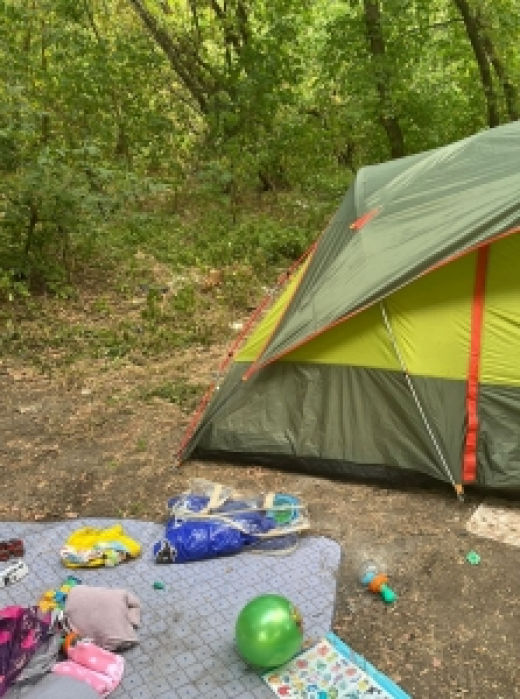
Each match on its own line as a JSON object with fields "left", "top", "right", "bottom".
{"left": 187, "top": 0, "right": 201, "bottom": 40}
{"left": 128, "top": 0, "right": 210, "bottom": 113}
{"left": 402, "top": 18, "right": 464, "bottom": 35}
{"left": 208, "top": 0, "right": 250, "bottom": 56}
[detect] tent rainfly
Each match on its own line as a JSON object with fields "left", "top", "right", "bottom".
{"left": 178, "top": 122, "right": 520, "bottom": 495}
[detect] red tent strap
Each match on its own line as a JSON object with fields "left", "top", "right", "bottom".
{"left": 462, "top": 245, "right": 489, "bottom": 483}
{"left": 350, "top": 207, "right": 381, "bottom": 230}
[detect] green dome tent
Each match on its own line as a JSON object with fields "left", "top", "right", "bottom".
{"left": 178, "top": 122, "right": 520, "bottom": 495}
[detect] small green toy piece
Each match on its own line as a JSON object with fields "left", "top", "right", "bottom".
{"left": 153, "top": 581, "right": 165, "bottom": 590}
{"left": 466, "top": 551, "right": 481, "bottom": 565}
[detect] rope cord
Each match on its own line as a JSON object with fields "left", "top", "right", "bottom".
{"left": 171, "top": 511, "right": 310, "bottom": 538}
{"left": 379, "top": 301, "right": 461, "bottom": 495}
{"left": 172, "top": 504, "right": 307, "bottom": 518}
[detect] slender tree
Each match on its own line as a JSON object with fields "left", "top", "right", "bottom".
{"left": 451, "top": 0, "right": 500, "bottom": 127}
{"left": 475, "top": 5, "right": 519, "bottom": 121}
{"left": 363, "top": 0, "right": 405, "bottom": 158}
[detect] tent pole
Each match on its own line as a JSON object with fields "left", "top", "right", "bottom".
{"left": 379, "top": 301, "right": 464, "bottom": 500}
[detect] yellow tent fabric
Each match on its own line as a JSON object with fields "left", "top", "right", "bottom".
{"left": 239, "top": 247, "right": 477, "bottom": 381}
{"left": 481, "top": 234, "right": 520, "bottom": 386}
{"left": 238, "top": 259, "right": 310, "bottom": 362}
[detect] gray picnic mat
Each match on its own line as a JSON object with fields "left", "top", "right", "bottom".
{"left": 0, "top": 519, "right": 341, "bottom": 699}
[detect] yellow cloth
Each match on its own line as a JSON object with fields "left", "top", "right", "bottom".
{"left": 62, "top": 524, "right": 141, "bottom": 568}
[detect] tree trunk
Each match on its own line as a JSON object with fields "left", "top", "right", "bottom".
{"left": 83, "top": 3, "right": 134, "bottom": 164}
{"left": 451, "top": 0, "right": 500, "bottom": 127}
{"left": 363, "top": 0, "right": 405, "bottom": 158}
{"left": 477, "top": 20, "right": 519, "bottom": 121}
{"left": 115, "top": 124, "right": 132, "bottom": 167}
{"left": 337, "top": 141, "right": 357, "bottom": 171}
{"left": 41, "top": 20, "right": 50, "bottom": 143}
{"left": 23, "top": 202, "right": 38, "bottom": 266}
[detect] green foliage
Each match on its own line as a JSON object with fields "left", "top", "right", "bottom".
{"left": 2, "top": 153, "right": 90, "bottom": 284}
{"left": 0, "top": 144, "right": 147, "bottom": 294}
{"left": 170, "top": 283, "right": 197, "bottom": 316}
{"left": 1, "top": 0, "right": 520, "bottom": 369}
{"left": 1, "top": 0, "right": 519, "bottom": 207}
{"left": 0, "top": 0, "right": 193, "bottom": 297}
{"left": 324, "top": 0, "right": 520, "bottom": 162}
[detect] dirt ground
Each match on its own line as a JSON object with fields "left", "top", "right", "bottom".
{"left": 1, "top": 351, "right": 519, "bottom": 698}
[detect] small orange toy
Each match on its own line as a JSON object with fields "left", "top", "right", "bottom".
{"left": 359, "top": 563, "right": 397, "bottom": 604}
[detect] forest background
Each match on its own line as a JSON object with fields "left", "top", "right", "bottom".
{"left": 1, "top": 0, "right": 519, "bottom": 374}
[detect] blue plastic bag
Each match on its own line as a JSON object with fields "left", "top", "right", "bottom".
{"left": 153, "top": 517, "right": 273, "bottom": 563}
{"left": 154, "top": 481, "right": 308, "bottom": 564}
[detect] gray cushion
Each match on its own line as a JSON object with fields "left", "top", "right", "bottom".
{"left": 10, "top": 673, "right": 99, "bottom": 699}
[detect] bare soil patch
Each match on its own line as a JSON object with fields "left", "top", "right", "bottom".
{"left": 1, "top": 351, "right": 519, "bottom": 698}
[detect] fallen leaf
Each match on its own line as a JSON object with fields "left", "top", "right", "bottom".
{"left": 17, "top": 404, "right": 40, "bottom": 414}
{"left": 201, "top": 269, "right": 222, "bottom": 290}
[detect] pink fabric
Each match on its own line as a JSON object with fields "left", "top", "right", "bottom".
{"left": 0, "top": 606, "right": 52, "bottom": 697}
{"left": 52, "top": 642, "right": 124, "bottom": 698}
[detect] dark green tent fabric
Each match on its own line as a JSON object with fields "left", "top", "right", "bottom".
{"left": 250, "top": 123, "right": 520, "bottom": 372}
{"left": 178, "top": 123, "right": 520, "bottom": 490}
{"left": 191, "top": 363, "right": 466, "bottom": 484}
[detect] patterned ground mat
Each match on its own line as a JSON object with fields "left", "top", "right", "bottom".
{"left": 466, "top": 502, "right": 520, "bottom": 548}
{"left": 0, "top": 519, "right": 341, "bottom": 699}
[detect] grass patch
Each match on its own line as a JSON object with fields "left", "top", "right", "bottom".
{"left": 140, "top": 380, "right": 204, "bottom": 413}
{"left": 0, "top": 183, "right": 343, "bottom": 372}
{"left": 135, "top": 437, "right": 148, "bottom": 452}
{"left": 103, "top": 186, "right": 339, "bottom": 273}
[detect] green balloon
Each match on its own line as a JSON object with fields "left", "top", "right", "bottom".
{"left": 235, "top": 594, "right": 303, "bottom": 669}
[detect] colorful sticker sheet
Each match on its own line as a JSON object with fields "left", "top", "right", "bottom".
{"left": 262, "top": 634, "right": 409, "bottom": 699}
